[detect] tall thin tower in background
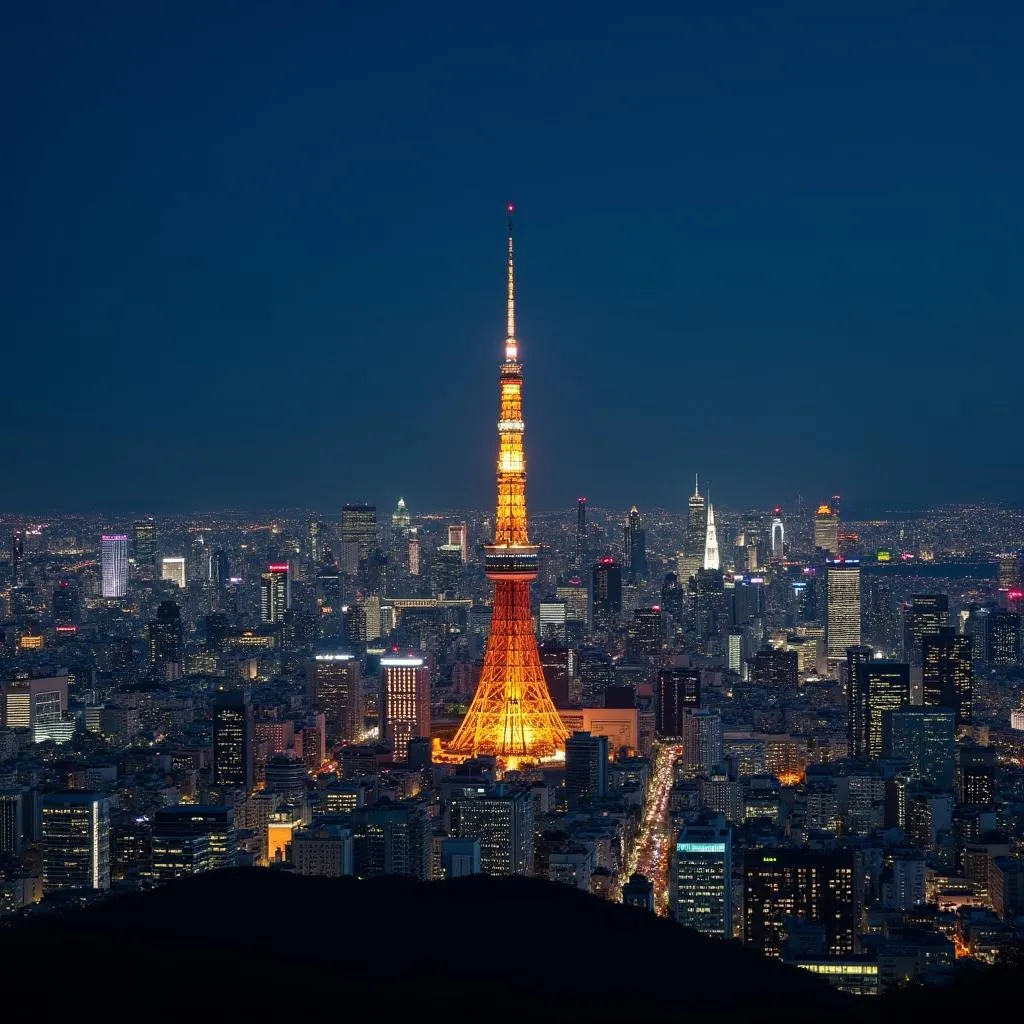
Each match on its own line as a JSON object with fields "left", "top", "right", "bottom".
{"left": 445, "top": 207, "right": 569, "bottom": 767}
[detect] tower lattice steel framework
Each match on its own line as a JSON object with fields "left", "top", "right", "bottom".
{"left": 444, "top": 207, "right": 570, "bottom": 767}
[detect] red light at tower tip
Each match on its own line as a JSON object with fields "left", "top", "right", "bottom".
{"left": 508, "top": 203, "right": 514, "bottom": 213}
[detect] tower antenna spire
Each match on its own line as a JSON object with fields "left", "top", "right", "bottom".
{"left": 695, "top": 473, "right": 700, "bottom": 499}
{"left": 506, "top": 203, "right": 516, "bottom": 345}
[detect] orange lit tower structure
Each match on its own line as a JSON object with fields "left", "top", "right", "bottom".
{"left": 445, "top": 208, "right": 570, "bottom": 767}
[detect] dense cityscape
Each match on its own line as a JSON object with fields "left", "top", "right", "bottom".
{"left": 0, "top": 212, "right": 1022, "bottom": 1008}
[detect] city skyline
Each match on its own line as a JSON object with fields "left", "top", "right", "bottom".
{"left": 4, "top": 4, "right": 1024, "bottom": 513}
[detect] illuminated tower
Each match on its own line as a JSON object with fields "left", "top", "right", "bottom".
{"left": 703, "top": 494, "right": 720, "bottom": 571}
{"left": 445, "top": 208, "right": 569, "bottom": 767}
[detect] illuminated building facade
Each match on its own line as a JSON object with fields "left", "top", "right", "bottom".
{"left": 565, "top": 730, "right": 608, "bottom": 809}
{"left": 148, "top": 600, "right": 184, "bottom": 681}
{"left": 443, "top": 210, "right": 569, "bottom": 766}
{"left": 380, "top": 654, "right": 430, "bottom": 762}
{"left": 655, "top": 668, "right": 700, "bottom": 736}
{"left": 151, "top": 806, "right": 237, "bottom": 880}
{"left": 671, "top": 815, "right": 732, "bottom": 938}
{"left": 133, "top": 519, "right": 157, "bottom": 575}
{"left": 681, "top": 708, "right": 723, "bottom": 774}
{"left": 307, "top": 652, "right": 362, "bottom": 743}
{"left": 850, "top": 658, "right": 909, "bottom": 760}
{"left": 922, "top": 626, "right": 973, "bottom": 725}
{"left": 591, "top": 557, "right": 622, "bottom": 635}
{"left": 448, "top": 522, "right": 468, "bottom": 563}
{"left": 744, "top": 849, "right": 856, "bottom": 958}
{"left": 678, "top": 476, "right": 706, "bottom": 583}
{"left": 41, "top": 793, "right": 111, "bottom": 893}
{"left": 884, "top": 707, "right": 955, "bottom": 791}
{"left": 161, "top": 556, "right": 186, "bottom": 589}
{"left": 770, "top": 510, "right": 785, "bottom": 558}
{"left": 453, "top": 785, "right": 534, "bottom": 876}
{"left": 408, "top": 528, "right": 421, "bottom": 575}
{"left": 904, "top": 594, "right": 949, "bottom": 664}
{"left": 703, "top": 498, "right": 720, "bottom": 571}
{"left": 814, "top": 504, "right": 839, "bottom": 554}
{"left": 341, "top": 503, "right": 377, "bottom": 572}
{"left": 101, "top": 533, "right": 128, "bottom": 598}
{"left": 260, "top": 563, "right": 290, "bottom": 623}
{"left": 987, "top": 611, "right": 1020, "bottom": 666}
{"left": 213, "top": 689, "right": 253, "bottom": 791}
{"left": 825, "top": 560, "right": 861, "bottom": 661}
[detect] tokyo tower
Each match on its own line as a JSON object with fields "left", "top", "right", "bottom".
{"left": 443, "top": 207, "right": 570, "bottom": 768}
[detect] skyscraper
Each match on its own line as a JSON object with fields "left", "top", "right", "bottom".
{"left": 744, "top": 849, "right": 856, "bottom": 958}
{"left": 626, "top": 505, "right": 647, "bottom": 580}
{"left": 41, "top": 793, "right": 111, "bottom": 893}
{"left": 260, "top": 563, "right": 290, "bottom": 623}
{"left": 591, "top": 557, "right": 623, "bottom": 634}
{"left": 307, "top": 652, "right": 362, "bottom": 743}
{"left": 148, "top": 600, "right": 184, "bottom": 681}
{"left": 575, "top": 497, "right": 588, "bottom": 567}
{"left": 453, "top": 785, "right": 534, "bottom": 876}
{"left": 770, "top": 509, "right": 785, "bottom": 559}
{"left": 922, "top": 626, "right": 973, "bottom": 725}
{"left": 151, "top": 806, "right": 237, "bottom": 879}
{"left": 133, "top": 519, "right": 157, "bottom": 575}
{"left": 825, "top": 560, "right": 861, "bottom": 661}
{"left": 213, "top": 689, "right": 253, "bottom": 791}
{"left": 904, "top": 594, "right": 949, "bottom": 664}
{"left": 341, "top": 504, "right": 377, "bottom": 570}
{"left": 101, "top": 534, "right": 128, "bottom": 598}
{"left": 883, "top": 707, "right": 955, "bottom": 791}
{"left": 655, "top": 668, "right": 701, "bottom": 736}
{"left": 448, "top": 523, "right": 468, "bottom": 563}
{"left": 10, "top": 530, "right": 25, "bottom": 588}
{"left": 391, "top": 497, "right": 411, "bottom": 536}
{"left": 161, "top": 556, "right": 186, "bottom": 589}
{"left": 813, "top": 503, "right": 839, "bottom": 555}
{"left": 681, "top": 708, "right": 723, "bottom": 774}
{"left": 671, "top": 815, "right": 732, "bottom": 938}
{"left": 380, "top": 654, "right": 431, "bottom": 762}
{"left": 565, "top": 731, "right": 609, "bottom": 809}
{"left": 851, "top": 659, "right": 910, "bottom": 760}
{"left": 987, "top": 611, "right": 1020, "bottom": 666}
{"left": 703, "top": 496, "right": 720, "bottom": 571}
{"left": 443, "top": 210, "right": 569, "bottom": 767}
{"left": 408, "top": 527, "right": 421, "bottom": 576}
{"left": 678, "top": 476, "right": 706, "bottom": 583}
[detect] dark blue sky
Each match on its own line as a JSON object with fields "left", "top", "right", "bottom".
{"left": 3, "top": 2, "right": 1022, "bottom": 515}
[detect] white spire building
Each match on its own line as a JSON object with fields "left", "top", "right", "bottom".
{"left": 703, "top": 493, "right": 720, "bottom": 571}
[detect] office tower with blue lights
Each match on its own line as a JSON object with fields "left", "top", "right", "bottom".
{"left": 884, "top": 706, "right": 955, "bottom": 791}
{"left": 671, "top": 815, "right": 732, "bottom": 938}
{"left": 101, "top": 533, "right": 128, "bottom": 598}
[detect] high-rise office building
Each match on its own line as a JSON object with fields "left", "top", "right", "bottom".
{"left": 380, "top": 654, "right": 430, "bottom": 763}
{"left": 391, "top": 497, "right": 411, "bottom": 536}
{"left": 626, "top": 505, "right": 647, "bottom": 580}
{"left": 148, "top": 600, "right": 184, "bottom": 681}
{"left": 213, "top": 689, "right": 253, "bottom": 791}
{"left": 101, "top": 534, "right": 128, "bottom": 598}
{"left": 825, "top": 560, "right": 861, "bottom": 661}
{"left": 752, "top": 648, "right": 798, "bottom": 686}
{"left": 260, "top": 563, "right": 290, "bottom": 623}
{"left": 671, "top": 815, "right": 732, "bottom": 938}
{"left": 987, "top": 611, "right": 1020, "bottom": 666}
{"left": 132, "top": 519, "right": 157, "bottom": 575}
{"left": 655, "top": 668, "right": 701, "bottom": 736}
{"left": 565, "top": 731, "right": 609, "bottom": 809}
{"left": 41, "top": 793, "right": 111, "bottom": 893}
{"left": 883, "top": 707, "right": 955, "bottom": 791}
{"left": 0, "top": 789, "right": 24, "bottom": 854}
{"left": 591, "top": 557, "right": 623, "bottom": 633}
{"left": 51, "top": 581, "right": 80, "bottom": 625}
{"left": 151, "top": 805, "right": 237, "bottom": 880}
{"left": 850, "top": 659, "right": 910, "bottom": 760}
{"left": 351, "top": 800, "right": 430, "bottom": 880}
{"left": 813, "top": 504, "right": 839, "bottom": 555}
{"left": 307, "top": 653, "right": 362, "bottom": 743}
{"left": 845, "top": 645, "right": 873, "bottom": 760}
{"left": 770, "top": 510, "right": 785, "bottom": 559}
{"left": 538, "top": 599, "right": 568, "bottom": 644}
{"left": 922, "top": 626, "right": 973, "bottom": 725}
{"left": 341, "top": 504, "right": 377, "bottom": 569}
{"left": 453, "top": 786, "right": 534, "bottom": 876}
{"left": 407, "top": 528, "right": 421, "bottom": 576}
{"left": 627, "top": 606, "right": 664, "bottom": 663}
{"left": 681, "top": 708, "right": 723, "bottom": 774}
{"left": 161, "top": 556, "right": 186, "bottom": 589}
{"left": 678, "top": 476, "right": 707, "bottom": 583}
{"left": 10, "top": 530, "right": 25, "bottom": 587}
{"left": 744, "top": 849, "right": 856, "bottom": 958}
{"left": 904, "top": 594, "right": 949, "bottom": 664}
{"left": 538, "top": 644, "right": 573, "bottom": 708}
{"left": 448, "top": 523, "right": 469, "bottom": 563}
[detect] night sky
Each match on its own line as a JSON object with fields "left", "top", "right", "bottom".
{"left": 4, "top": 2, "right": 1023, "bottom": 515}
